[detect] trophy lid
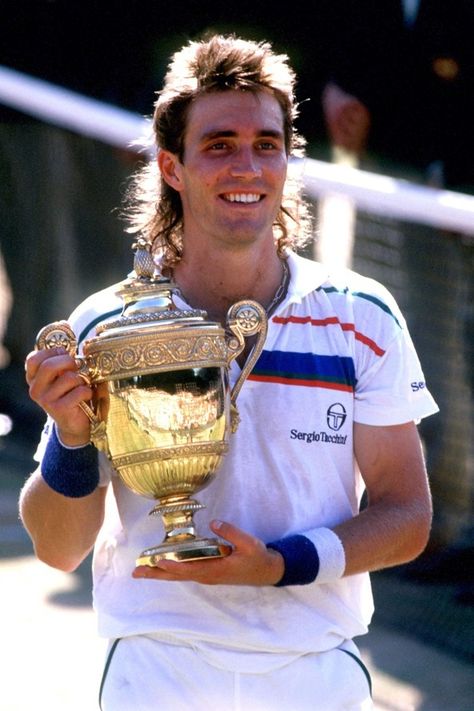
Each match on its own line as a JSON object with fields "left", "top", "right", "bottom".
{"left": 83, "top": 240, "right": 229, "bottom": 381}
{"left": 95, "top": 239, "right": 208, "bottom": 337}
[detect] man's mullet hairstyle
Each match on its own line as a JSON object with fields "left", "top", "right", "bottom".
{"left": 123, "top": 34, "right": 312, "bottom": 269}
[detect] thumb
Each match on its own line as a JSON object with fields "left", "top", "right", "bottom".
{"left": 210, "top": 519, "right": 256, "bottom": 550}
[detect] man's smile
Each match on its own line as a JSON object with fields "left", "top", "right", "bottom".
{"left": 220, "top": 193, "right": 264, "bottom": 203}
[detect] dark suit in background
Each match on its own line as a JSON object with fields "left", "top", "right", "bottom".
{"left": 319, "top": 0, "right": 474, "bottom": 188}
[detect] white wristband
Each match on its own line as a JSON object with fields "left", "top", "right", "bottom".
{"left": 304, "top": 527, "right": 346, "bottom": 583}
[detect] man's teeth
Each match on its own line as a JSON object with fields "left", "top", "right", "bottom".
{"left": 225, "top": 193, "right": 261, "bottom": 203}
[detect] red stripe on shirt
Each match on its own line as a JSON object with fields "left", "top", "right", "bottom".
{"left": 247, "top": 374, "right": 354, "bottom": 391}
{"left": 272, "top": 315, "right": 385, "bottom": 357}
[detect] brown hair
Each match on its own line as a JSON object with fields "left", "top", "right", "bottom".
{"left": 124, "top": 34, "right": 312, "bottom": 268}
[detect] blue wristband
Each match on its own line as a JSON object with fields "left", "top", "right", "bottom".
{"left": 267, "top": 534, "right": 320, "bottom": 586}
{"left": 41, "top": 426, "right": 100, "bottom": 498}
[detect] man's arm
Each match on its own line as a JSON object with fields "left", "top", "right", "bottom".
{"left": 334, "top": 420, "right": 432, "bottom": 575}
{"left": 19, "top": 472, "right": 107, "bottom": 572}
{"left": 21, "top": 346, "right": 107, "bottom": 572}
{"left": 133, "top": 421, "right": 431, "bottom": 585}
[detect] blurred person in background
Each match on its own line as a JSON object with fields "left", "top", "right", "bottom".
{"left": 321, "top": 0, "right": 474, "bottom": 188}
{"left": 321, "top": 0, "right": 474, "bottom": 599}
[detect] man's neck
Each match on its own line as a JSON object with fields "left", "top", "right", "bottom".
{"left": 172, "top": 245, "right": 285, "bottom": 324}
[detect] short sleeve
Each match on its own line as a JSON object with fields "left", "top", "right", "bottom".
{"left": 354, "top": 327, "right": 439, "bottom": 426}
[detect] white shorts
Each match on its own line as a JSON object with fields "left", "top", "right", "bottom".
{"left": 99, "top": 635, "right": 373, "bottom": 711}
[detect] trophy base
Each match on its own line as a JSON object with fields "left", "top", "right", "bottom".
{"left": 136, "top": 537, "right": 232, "bottom": 566}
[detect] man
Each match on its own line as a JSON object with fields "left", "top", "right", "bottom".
{"left": 21, "top": 35, "right": 438, "bottom": 710}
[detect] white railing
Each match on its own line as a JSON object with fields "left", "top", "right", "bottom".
{"left": 1, "top": 64, "right": 473, "bottom": 236}
{"left": 0, "top": 65, "right": 151, "bottom": 150}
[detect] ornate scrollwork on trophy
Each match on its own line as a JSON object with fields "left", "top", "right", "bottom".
{"left": 97, "top": 307, "right": 207, "bottom": 333}
{"left": 113, "top": 441, "right": 228, "bottom": 470}
{"left": 87, "top": 332, "right": 228, "bottom": 381}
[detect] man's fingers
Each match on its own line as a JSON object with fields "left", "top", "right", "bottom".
{"left": 29, "top": 364, "right": 91, "bottom": 407}
{"left": 26, "top": 349, "right": 76, "bottom": 386}
{"left": 132, "top": 557, "right": 223, "bottom": 582}
{"left": 25, "top": 348, "right": 94, "bottom": 441}
{"left": 25, "top": 347, "right": 65, "bottom": 383}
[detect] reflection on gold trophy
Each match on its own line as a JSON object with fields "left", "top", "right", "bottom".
{"left": 35, "top": 241, "right": 267, "bottom": 565}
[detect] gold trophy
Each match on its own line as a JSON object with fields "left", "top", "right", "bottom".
{"left": 35, "top": 240, "right": 267, "bottom": 566}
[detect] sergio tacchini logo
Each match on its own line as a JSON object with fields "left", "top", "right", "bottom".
{"left": 326, "top": 403, "right": 347, "bottom": 431}
{"left": 290, "top": 403, "right": 349, "bottom": 445}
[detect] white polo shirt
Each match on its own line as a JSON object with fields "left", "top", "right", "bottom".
{"left": 37, "top": 252, "right": 438, "bottom": 671}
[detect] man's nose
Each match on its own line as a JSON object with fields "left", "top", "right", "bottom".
{"left": 229, "top": 148, "right": 262, "bottom": 178}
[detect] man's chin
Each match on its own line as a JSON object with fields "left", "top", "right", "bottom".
{"left": 216, "top": 218, "right": 273, "bottom": 245}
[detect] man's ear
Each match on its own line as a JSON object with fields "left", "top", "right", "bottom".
{"left": 158, "top": 150, "right": 184, "bottom": 191}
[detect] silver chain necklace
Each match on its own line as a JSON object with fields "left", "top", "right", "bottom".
{"left": 266, "top": 259, "right": 290, "bottom": 317}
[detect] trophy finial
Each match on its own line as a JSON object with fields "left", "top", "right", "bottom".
{"left": 132, "top": 238, "right": 156, "bottom": 279}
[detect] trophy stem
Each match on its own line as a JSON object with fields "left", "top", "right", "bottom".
{"left": 154, "top": 495, "right": 205, "bottom": 542}
{"left": 136, "top": 494, "right": 232, "bottom": 566}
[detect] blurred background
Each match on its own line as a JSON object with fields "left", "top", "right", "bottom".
{"left": 0, "top": 1, "right": 473, "bottom": 709}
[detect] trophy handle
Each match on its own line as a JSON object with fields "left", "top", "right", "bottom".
{"left": 225, "top": 301, "right": 268, "bottom": 427}
{"left": 35, "top": 321, "right": 109, "bottom": 453}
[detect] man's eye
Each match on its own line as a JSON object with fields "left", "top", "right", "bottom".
{"left": 258, "top": 141, "right": 277, "bottom": 150}
{"left": 209, "top": 142, "right": 228, "bottom": 150}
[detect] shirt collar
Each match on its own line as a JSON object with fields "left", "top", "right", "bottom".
{"left": 284, "top": 251, "right": 329, "bottom": 305}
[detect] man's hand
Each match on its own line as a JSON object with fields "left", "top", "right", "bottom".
{"left": 322, "top": 82, "right": 371, "bottom": 155}
{"left": 25, "top": 347, "right": 92, "bottom": 446}
{"left": 132, "top": 520, "right": 284, "bottom": 586}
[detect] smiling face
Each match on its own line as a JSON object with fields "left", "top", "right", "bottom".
{"left": 159, "top": 90, "right": 288, "bottom": 257}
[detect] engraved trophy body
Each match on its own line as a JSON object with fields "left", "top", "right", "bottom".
{"left": 36, "top": 241, "right": 267, "bottom": 566}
